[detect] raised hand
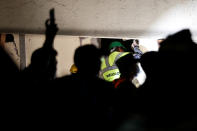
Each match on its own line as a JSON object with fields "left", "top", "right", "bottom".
{"left": 44, "top": 8, "right": 58, "bottom": 48}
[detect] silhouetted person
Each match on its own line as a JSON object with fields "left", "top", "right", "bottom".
{"left": 18, "top": 9, "right": 58, "bottom": 130}
{"left": 139, "top": 29, "right": 197, "bottom": 130}
{"left": 122, "top": 39, "right": 146, "bottom": 88}
{"left": 0, "top": 44, "right": 21, "bottom": 129}
{"left": 21, "top": 9, "right": 58, "bottom": 85}
{"left": 0, "top": 45, "right": 19, "bottom": 84}
{"left": 114, "top": 53, "right": 139, "bottom": 89}
{"left": 138, "top": 51, "right": 159, "bottom": 95}
{"left": 111, "top": 53, "right": 142, "bottom": 130}
{"left": 157, "top": 29, "right": 197, "bottom": 129}
{"left": 53, "top": 44, "right": 114, "bottom": 131}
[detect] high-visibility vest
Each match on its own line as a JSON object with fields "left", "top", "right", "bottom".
{"left": 100, "top": 51, "right": 130, "bottom": 82}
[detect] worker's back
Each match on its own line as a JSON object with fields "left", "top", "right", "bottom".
{"left": 100, "top": 51, "right": 129, "bottom": 82}
{"left": 100, "top": 41, "right": 129, "bottom": 82}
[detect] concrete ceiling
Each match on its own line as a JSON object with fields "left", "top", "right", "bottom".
{"left": 0, "top": 0, "right": 197, "bottom": 39}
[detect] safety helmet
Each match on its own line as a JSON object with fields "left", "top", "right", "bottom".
{"left": 109, "top": 41, "right": 126, "bottom": 50}
{"left": 70, "top": 64, "right": 78, "bottom": 73}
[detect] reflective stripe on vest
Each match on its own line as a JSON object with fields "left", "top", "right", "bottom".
{"left": 103, "top": 69, "right": 120, "bottom": 82}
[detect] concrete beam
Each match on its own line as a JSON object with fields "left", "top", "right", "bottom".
{"left": 0, "top": 0, "right": 197, "bottom": 39}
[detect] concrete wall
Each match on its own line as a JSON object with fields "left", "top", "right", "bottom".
{"left": 25, "top": 34, "right": 80, "bottom": 77}
{"left": 1, "top": 0, "right": 197, "bottom": 40}
{"left": 25, "top": 35, "right": 101, "bottom": 77}
{"left": 1, "top": 33, "right": 101, "bottom": 77}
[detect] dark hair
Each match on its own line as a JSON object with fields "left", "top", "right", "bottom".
{"left": 74, "top": 44, "right": 101, "bottom": 75}
{"left": 116, "top": 53, "right": 139, "bottom": 77}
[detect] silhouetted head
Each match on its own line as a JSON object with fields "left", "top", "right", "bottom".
{"left": 116, "top": 53, "right": 139, "bottom": 79}
{"left": 159, "top": 29, "right": 195, "bottom": 54}
{"left": 140, "top": 51, "right": 159, "bottom": 77}
{"left": 30, "top": 48, "right": 57, "bottom": 80}
{"left": 158, "top": 29, "right": 197, "bottom": 72}
{"left": 74, "top": 44, "right": 101, "bottom": 76}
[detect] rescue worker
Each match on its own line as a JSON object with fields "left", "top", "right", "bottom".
{"left": 100, "top": 41, "right": 130, "bottom": 82}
